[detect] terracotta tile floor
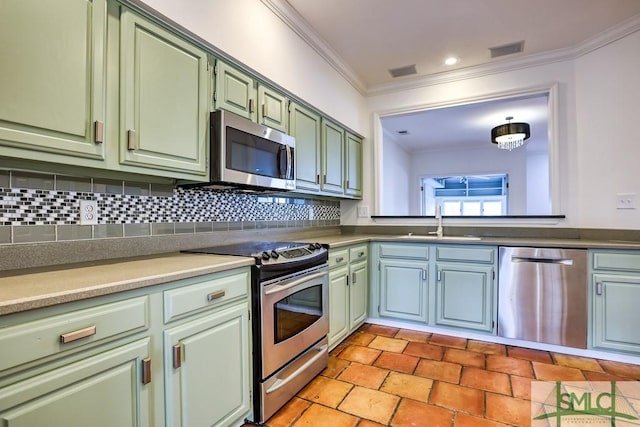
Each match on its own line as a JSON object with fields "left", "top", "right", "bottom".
{"left": 260, "top": 323, "right": 640, "bottom": 427}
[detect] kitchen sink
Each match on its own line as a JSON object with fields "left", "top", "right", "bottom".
{"left": 397, "top": 234, "right": 482, "bottom": 241}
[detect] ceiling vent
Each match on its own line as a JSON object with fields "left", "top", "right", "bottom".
{"left": 389, "top": 64, "right": 417, "bottom": 78}
{"left": 489, "top": 41, "right": 524, "bottom": 58}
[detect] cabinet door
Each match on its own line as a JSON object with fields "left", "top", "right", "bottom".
{"left": 321, "top": 119, "right": 345, "bottom": 195}
{"left": 592, "top": 273, "right": 640, "bottom": 353}
{"left": 0, "top": 0, "right": 106, "bottom": 163}
{"left": 345, "top": 132, "right": 363, "bottom": 198}
{"left": 329, "top": 266, "right": 349, "bottom": 347}
{"left": 214, "top": 60, "right": 256, "bottom": 121}
{"left": 349, "top": 260, "right": 368, "bottom": 330}
{"left": 0, "top": 339, "right": 151, "bottom": 427}
{"left": 289, "top": 102, "right": 322, "bottom": 192}
{"left": 258, "top": 85, "right": 288, "bottom": 133}
{"left": 120, "top": 10, "right": 209, "bottom": 178}
{"left": 379, "top": 259, "right": 428, "bottom": 322}
{"left": 165, "top": 302, "right": 250, "bottom": 427}
{"left": 434, "top": 263, "right": 495, "bottom": 333}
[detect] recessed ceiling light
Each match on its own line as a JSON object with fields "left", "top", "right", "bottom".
{"left": 444, "top": 57, "right": 459, "bottom": 66}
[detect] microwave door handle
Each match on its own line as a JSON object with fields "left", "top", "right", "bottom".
{"left": 277, "top": 146, "right": 287, "bottom": 179}
{"left": 285, "top": 145, "right": 293, "bottom": 179}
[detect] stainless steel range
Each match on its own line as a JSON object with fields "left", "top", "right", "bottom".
{"left": 183, "top": 241, "right": 329, "bottom": 423}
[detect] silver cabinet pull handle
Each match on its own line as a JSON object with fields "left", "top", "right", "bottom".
{"left": 60, "top": 325, "right": 96, "bottom": 344}
{"left": 596, "top": 282, "right": 603, "bottom": 295}
{"left": 358, "top": 252, "right": 365, "bottom": 258}
{"left": 335, "top": 256, "right": 344, "bottom": 263}
{"left": 422, "top": 270, "right": 427, "bottom": 281}
{"left": 127, "top": 130, "right": 136, "bottom": 150}
{"left": 207, "top": 290, "right": 226, "bottom": 301}
{"left": 142, "top": 358, "right": 152, "bottom": 385}
{"left": 94, "top": 120, "right": 104, "bottom": 144}
{"left": 173, "top": 344, "right": 182, "bottom": 369}
{"left": 352, "top": 272, "right": 356, "bottom": 284}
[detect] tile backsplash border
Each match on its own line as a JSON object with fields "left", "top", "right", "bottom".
{"left": 0, "top": 169, "right": 340, "bottom": 245}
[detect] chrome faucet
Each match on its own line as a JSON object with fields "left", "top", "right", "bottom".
{"left": 429, "top": 203, "right": 443, "bottom": 239}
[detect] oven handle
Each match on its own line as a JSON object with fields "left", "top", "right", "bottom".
{"left": 265, "top": 341, "right": 328, "bottom": 394}
{"left": 264, "top": 270, "right": 327, "bottom": 296}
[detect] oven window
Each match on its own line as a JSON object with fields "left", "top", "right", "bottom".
{"left": 274, "top": 284, "right": 323, "bottom": 343}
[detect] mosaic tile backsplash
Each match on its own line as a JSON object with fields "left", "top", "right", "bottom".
{"left": 0, "top": 170, "right": 340, "bottom": 245}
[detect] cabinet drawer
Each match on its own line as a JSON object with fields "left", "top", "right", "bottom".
{"left": 592, "top": 251, "right": 640, "bottom": 273}
{"left": 0, "top": 296, "right": 149, "bottom": 372}
{"left": 329, "top": 249, "right": 349, "bottom": 269}
{"left": 436, "top": 246, "right": 495, "bottom": 263}
{"left": 164, "top": 270, "right": 249, "bottom": 322}
{"left": 379, "top": 244, "right": 429, "bottom": 260}
{"left": 349, "top": 245, "right": 368, "bottom": 263}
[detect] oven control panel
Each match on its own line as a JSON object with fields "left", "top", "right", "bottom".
{"left": 256, "top": 243, "right": 326, "bottom": 264}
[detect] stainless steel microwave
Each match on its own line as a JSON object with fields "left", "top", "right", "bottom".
{"left": 207, "top": 110, "right": 296, "bottom": 191}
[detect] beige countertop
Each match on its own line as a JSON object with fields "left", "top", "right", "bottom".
{"left": 0, "top": 253, "right": 254, "bottom": 316}
{"left": 317, "top": 233, "right": 640, "bottom": 250}
{"left": 2, "top": 232, "right": 639, "bottom": 316}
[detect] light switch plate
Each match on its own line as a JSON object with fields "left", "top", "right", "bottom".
{"left": 79, "top": 200, "right": 98, "bottom": 225}
{"left": 357, "top": 206, "right": 369, "bottom": 218}
{"left": 616, "top": 193, "right": 637, "bottom": 210}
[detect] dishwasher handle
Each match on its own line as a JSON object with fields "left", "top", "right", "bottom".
{"left": 511, "top": 256, "right": 574, "bottom": 266}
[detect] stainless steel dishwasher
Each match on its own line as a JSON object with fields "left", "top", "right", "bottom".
{"left": 497, "top": 247, "right": 588, "bottom": 348}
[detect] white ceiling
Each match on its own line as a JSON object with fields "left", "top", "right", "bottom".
{"left": 285, "top": 0, "right": 640, "bottom": 90}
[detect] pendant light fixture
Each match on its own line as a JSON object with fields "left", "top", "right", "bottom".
{"left": 491, "top": 116, "right": 530, "bottom": 151}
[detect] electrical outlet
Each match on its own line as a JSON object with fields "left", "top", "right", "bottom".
{"left": 357, "top": 206, "right": 370, "bottom": 218}
{"left": 79, "top": 200, "right": 98, "bottom": 225}
{"left": 616, "top": 193, "right": 637, "bottom": 210}
{"left": 308, "top": 206, "right": 314, "bottom": 220}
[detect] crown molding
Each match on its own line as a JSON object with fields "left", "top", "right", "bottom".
{"left": 260, "top": 0, "right": 367, "bottom": 95}
{"left": 262, "top": 2, "right": 640, "bottom": 98}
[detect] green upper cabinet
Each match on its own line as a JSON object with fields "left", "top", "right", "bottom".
{"left": 289, "top": 102, "right": 322, "bottom": 192}
{"left": 0, "top": 0, "right": 107, "bottom": 164}
{"left": 119, "top": 9, "right": 209, "bottom": 178}
{"left": 321, "top": 118, "right": 345, "bottom": 195}
{"left": 214, "top": 60, "right": 257, "bottom": 121}
{"left": 345, "top": 132, "right": 363, "bottom": 198}
{"left": 258, "top": 85, "right": 288, "bottom": 133}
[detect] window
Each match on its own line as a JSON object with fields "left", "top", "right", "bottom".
{"left": 421, "top": 174, "right": 508, "bottom": 216}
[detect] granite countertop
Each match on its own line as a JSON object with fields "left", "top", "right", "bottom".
{"left": 2, "top": 232, "right": 639, "bottom": 317}
{"left": 0, "top": 253, "right": 254, "bottom": 316}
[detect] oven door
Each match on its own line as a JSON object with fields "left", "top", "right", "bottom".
{"left": 260, "top": 265, "right": 329, "bottom": 379}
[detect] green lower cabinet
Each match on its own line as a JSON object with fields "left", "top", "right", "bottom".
{"left": 591, "top": 273, "right": 640, "bottom": 353}
{"left": 434, "top": 263, "right": 495, "bottom": 333}
{"left": 0, "top": 339, "right": 151, "bottom": 427}
{"left": 349, "top": 260, "right": 368, "bottom": 329}
{"left": 164, "top": 302, "right": 251, "bottom": 427}
{"left": 379, "top": 259, "right": 428, "bottom": 323}
{"left": 328, "top": 265, "right": 350, "bottom": 347}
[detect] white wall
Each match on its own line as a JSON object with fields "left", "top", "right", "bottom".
{"left": 526, "top": 151, "right": 551, "bottom": 214}
{"left": 575, "top": 30, "right": 640, "bottom": 230}
{"left": 380, "top": 131, "right": 411, "bottom": 215}
{"left": 407, "top": 146, "right": 528, "bottom": 215}
{"left": 137, "top": 0, "right": 367, "bottom": 134}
